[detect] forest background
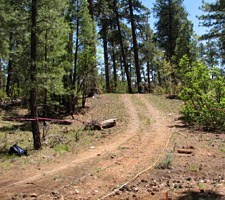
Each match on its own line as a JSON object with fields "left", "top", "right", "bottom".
{"left": 0, "top": 0, "right": 224, "bottom": 149}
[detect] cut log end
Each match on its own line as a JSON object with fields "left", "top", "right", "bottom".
{"left": 101, "top": 118, "right": 117, "bottom": 129}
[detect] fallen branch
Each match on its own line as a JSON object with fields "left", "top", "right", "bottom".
{"left": 174, "top": 131, "right": 188, "bottom": 138}
{"left": 211, "top": 108, "right": 225, "bottom": 113}
{"left": 177, "top": 149, "right": 193, "bottom": 154}
{"left": 2, "top": 117, "right": 85, "bottom": 124}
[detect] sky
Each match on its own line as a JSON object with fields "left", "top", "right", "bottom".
{"left": 141, "top": 0, "right": 215, "bottom": 36}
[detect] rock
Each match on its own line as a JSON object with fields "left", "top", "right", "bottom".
{"left": 152, "top": 186, "right": 160, "bottom": 192}
{"left": 75, "top": 189, "right": 80, "bottom": 194}
{"left": 51, "top": 191, "right": 60, "bottom": 197}
{"left": 30, "top": 193, "right": 38, "bottom": 197}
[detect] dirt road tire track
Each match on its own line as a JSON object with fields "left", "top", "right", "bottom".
{"left": 0, "top": 94, "right": 174, "bottom": 200}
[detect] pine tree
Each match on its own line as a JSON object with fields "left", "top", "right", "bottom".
{"left": 153, "top": 0, "right": 188, "bottom": 63}
{"left": 199, "top": 0, "right": 225, "bottom": 65}
{"left": 77, "top": 0, "right": 97, "bottom": 107}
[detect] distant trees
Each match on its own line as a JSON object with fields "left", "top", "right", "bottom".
{"left": 199, "top": 0, "right": 225, "bottom": 66}
{"left": 153, "top": 0, "right": 198, "bottom": 90}
{"left": 0, "top": 0, "right": 225, "bottom": 147}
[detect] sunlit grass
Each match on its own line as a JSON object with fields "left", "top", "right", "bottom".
{"left": 147, "top": 94, "right": 182, "bottom": 114}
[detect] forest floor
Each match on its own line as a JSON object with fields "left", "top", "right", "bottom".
{"left": 0, "top": 94, "right": 224, "bottom": 200}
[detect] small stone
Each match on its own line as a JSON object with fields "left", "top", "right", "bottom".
{"left": 30, "top": 193, "right": 38, "bottom": 197}
{"left": 51, "top": 191, "right": 60, "bottom": 197}
{"left": 75, "top": 189, "right": 79, "bottom": 194}
{"left": 147, "top": 188, "right": 152, "bottom": 193}
{"left": 152, "top": 187, "right": 160, "bottom": 192}
{"left": 186, "top": 177, "right": 192, "bottom": 181}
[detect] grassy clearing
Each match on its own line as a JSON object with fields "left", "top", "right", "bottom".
{"left": 0, "top": 94, "right": 126, "bottom": 172}
{"left": 131, "top": 95, "right": 152, "bottom": 128}
{"left": 147, "top": 94, "right": 182, "bottom": 114}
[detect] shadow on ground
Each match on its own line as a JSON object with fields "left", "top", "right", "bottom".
{"left": 176, "top": 190, "right": 225, "bottom": 200}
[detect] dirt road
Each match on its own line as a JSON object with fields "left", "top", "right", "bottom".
{"left": 0, "top": 94, "right": 175, "bottom": 200}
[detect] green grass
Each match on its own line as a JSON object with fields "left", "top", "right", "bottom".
{"left": 155, "top": 153, "right": 173, "bottom": 169}
{"left": 147, "top": 94, "right": 182, "bottom": 114}
{"left": 219, "top": 142, "right": 225, "bottom": 153}
{"left": 53, "top": 144, "right": 69, "bottom": 154}
{"left": 189, "top": 163, "right": 200, "bottom": 172}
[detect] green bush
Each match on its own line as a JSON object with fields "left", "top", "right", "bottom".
{"left": 0, "top": 90, "right": 8, "bottom": 100}
{"left": 179, "top": 56, "right": 225, "bottom": 131}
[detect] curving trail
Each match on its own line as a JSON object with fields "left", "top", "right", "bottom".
{"left": 0, "top": 94, "right": 174, "bottom": 200}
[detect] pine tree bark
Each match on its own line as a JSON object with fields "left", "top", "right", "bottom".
{"left": 114, "top": 0, "right": 132, "bottom": 93}
{"left": 87, "top": 0, "right": 94, "bottom": 20}
{"left": 73, "top": 7, "right": 79, "bottom": 88}
{"left": 111, "top": 40, "right": 117, "bottom": 92}
{"left": 102, "top": 22, "right": 110, "bottom": 93}
{"left": 30, "top": 0, "right": 41, "bottom": 150}
{"left": 6, "top": 33, "right": 13, "bottom": 97}
{"left": 128, "top": 0, "right": 141, "bottom": 93}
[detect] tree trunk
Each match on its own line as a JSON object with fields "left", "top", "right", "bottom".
{"left": 111, "top": 40, "right": 117, "bottom": 92}
{"left": 0, "top": 59, "right": 2, "bottom": 89}
{"left": 30, "top": 0, "right": 41, "bottom": 150}
{"left": 128, "top": 0, "right": 141, "bottom": 93}
{"left": 114, "top": 0, "right": 132, "bottom": 93}
{"left": 6, "top": 33, "right": 13, "bottom": 97}
{"left": 146, "top": 61, "right": 151, "bottom": 93}
{"left": 87, "top": 0, "right": 98, "bottom": 89}
{"left": 102, "top": 22, "right": 110, "bottom": 93}
{"left": 73, "top": 5, "right": 79, "bottom": 88}
{"left": 87, "top": 0, "right": 94, "bottom": 20}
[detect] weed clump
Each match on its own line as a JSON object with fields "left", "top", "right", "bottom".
{"left": 155, "top": 153, "right": 173, "bottom": 169}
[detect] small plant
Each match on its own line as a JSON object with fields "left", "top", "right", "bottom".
{"left": 146, "top": 118, "right": 151, "bottom": 125}
{"left": 53, "top": 144, "right": 69, "bottom": 154}
{"left": 197, "top": 182, "right": 205, "bottom": 190}
{"left": 189, "top": 163, "right": 199, "bottom": 172}
{"left": 219, "top": 143, "right": 225, "bottom": 153}
{"left": 155, "top": 153, "right": 173, "bottom": 169}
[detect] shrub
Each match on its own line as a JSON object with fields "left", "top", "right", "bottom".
{"left": 179, "top": 56, "right": 225, "bottom": 131}
{"left": 155, "top": 153, "right": 173, "bottom": 169}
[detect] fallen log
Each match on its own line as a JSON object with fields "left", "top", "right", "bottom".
{"left": 84, "top": 118, "right": 117, "bottom": 131}
{"left": 84, "top": 120, "right": 102, "bottom": 130}
{"left": 177, "top": 149, "right": 193, "bottom": 154}
{"left": 101, "top": 118, "right": 117, "bottom": 129}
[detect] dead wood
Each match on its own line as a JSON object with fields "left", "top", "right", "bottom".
{"left": 84, "top": 120, "right": 102, "bottom": 131}
{"left": 101, "top": 118, "right": 117, "bottom": 129}
{"left": 177, "top": 149, "right": 193, "bottom": 154}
